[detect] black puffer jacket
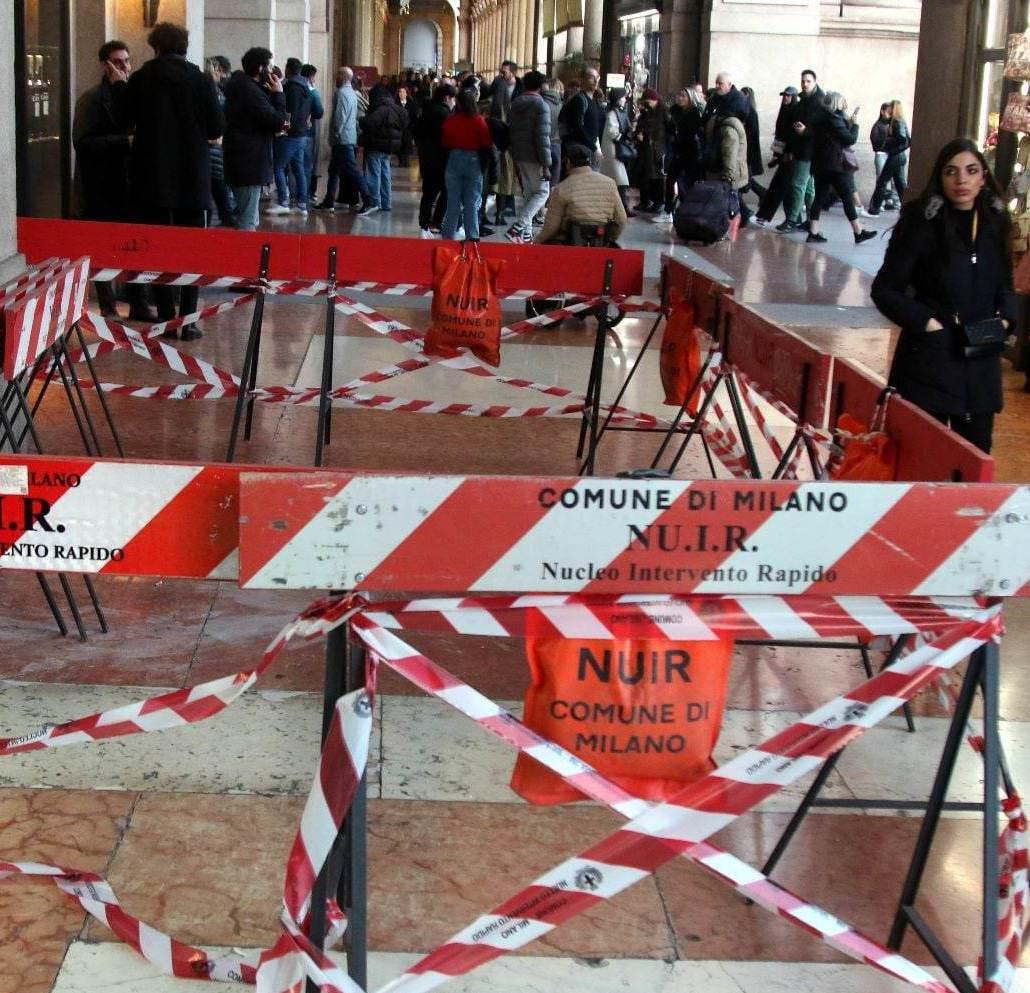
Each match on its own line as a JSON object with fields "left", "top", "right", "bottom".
{"left": 871, "top": 194, "right": 1018, "bottom": 414}
{"left": 810, "top": 109, "right": 857, "bottom": 176}
{"left": 413, "top": 98, "right": 450, "bottom": 161}
{"left": 359, "top": 88, "right": 408, "bottom": 154}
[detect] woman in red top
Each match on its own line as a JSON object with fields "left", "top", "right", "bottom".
{"left": 441, "top": 86, "right": 493, "bottom": 240}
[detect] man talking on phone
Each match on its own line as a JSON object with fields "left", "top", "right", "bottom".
{"left": 223, "top": 48, "right": 287, "bottom": 230}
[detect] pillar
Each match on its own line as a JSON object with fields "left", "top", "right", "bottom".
{"left": 582, "top": 0, "right": 601, "bottom": 66}
{"left": 523, "top": 0, "right": 536, "bottom": 71}
{"left": 205, "top": 0, "right": 273, "bottom": 61}
{"left": 501, "top": 0, "right": 511, "bottom": 63}
{"left": 0, "top": 0, "right": 23, "bottom": 285}
{"left": 908, "top": 0, "right": 975, "bottom": 194}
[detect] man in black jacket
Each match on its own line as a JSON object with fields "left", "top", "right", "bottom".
{"left": 224, "top": 47, "right": 287, "bottom": 231}
{"left": 106, "top": 21, "right": 223, "bottom": 334}
{"left": 559, "top": 68, "right": 605, "bottom": 168}
{"left": 778, "top": 68, "right": 822, "bottom": 232}
{"left": 268, "top": 57, "right": 314, "bottom": 215}
{"left": 356, "top": 85, "right": 407, "bottom": 216}
{"left": 413, "top": 82, "right": 455, "bottom": 234}
{"left": 73, "top": 39, "right": 150, "bottom": 319}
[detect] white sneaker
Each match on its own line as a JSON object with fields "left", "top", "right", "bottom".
{"left": 856, "top": 206, "right": 871, "bottom": 217}
{"left": 264, "top": 203, "right": 291, "bottom": 215}
{"left": 420, "top": 228, "right": 437, "bottom": 239}
{"left": 454, "top": 227, "right": 466, "bottom": 240}
{"left": 651, "top": 211, "right": 674, "bottom": 223}
{"left": 293, "top": 205, "right": 309, "bottom": 215}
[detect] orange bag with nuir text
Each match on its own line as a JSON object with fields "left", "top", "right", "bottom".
{"left": 424, "top": 243, "right": 505, "bottom": 367}
{"left": 659, "top": 297, "right": 703, "bottom": 413}
{"left": 830, "top": 412, "right": 898, "bottom": 481}
{"left": 510, "top": 633, "right": 734, "bottom": 805}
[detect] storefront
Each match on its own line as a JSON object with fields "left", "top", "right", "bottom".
{"left": 615, "top": 2, "right": 660, "bottom": 95}
{"left": 15, "top": 0, "right": 71, "bottom": 218}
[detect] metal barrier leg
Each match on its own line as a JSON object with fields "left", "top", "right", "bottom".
{"left": 56, "top": 335, "right": 104, "bottom": 456}
{"left": 73, "top": 322, "right": 125, "bottom": 456}
{"left": 308, "top": 616, "right": 368, "bottom": 991}
{"left": 226, "top": 246, "right": 271, "bottom": 462}
{"left": 757, "top": 637, "right": 909, "bottom": 878}
{"left": 315, "top": 248, "right": 339, "bottom": 467}
{"left": 650, "top": 356, "right": 714, "bottom": 469}
{"left": 594, "top": 309, "right": 664, "bottom": 444}
{"left": 56, "top": 572, "right": 88, "bottom": 642}
{"left": 979, "top": 639, "right": 1001, "bottom": 982}
{"left": 35, "top": 573, "right": 68, "bottom": 636}
{"left": 578, "top": 315, "right": 610, "bottom": 477}
{"left": 725, "top": 371, "right": 762, "bottom": 478}
{"left": 887, "top": 649, "right": 982, "bottom": 950}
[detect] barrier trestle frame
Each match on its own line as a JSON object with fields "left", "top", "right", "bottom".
{"left": 2, "top": 461, "right": 1029, "bottom": 993}
{"left": 0, "top": 259, "right": 112, "bottom": 640}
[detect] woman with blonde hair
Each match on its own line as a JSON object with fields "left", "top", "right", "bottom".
{"left": 806, "top": 91, "right": 877, "bottom": 244}
{"left": 868, "top": 99, "right": 909, "bottom": 214}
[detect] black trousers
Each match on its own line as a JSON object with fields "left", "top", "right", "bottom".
{"left": 756, "top": 163, "right": 790, "bottom": 221}
{"left": 418, "top": 159, "right": 447, "bottom": 230}
{"left": 136, "top": 208, "right": 208, "bottom": 319}
{"left": 810, "top": 171, "right": 857, "bottom": 223}
{"left": 870, "top": 155, "right": 907, "bottom": 212}
{"left": 931, "top": 410, "right": 995, "bottom": 454}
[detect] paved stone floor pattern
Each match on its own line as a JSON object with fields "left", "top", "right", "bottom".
{"left": 2, "top": 174, "right": 1030, "bottom": 992}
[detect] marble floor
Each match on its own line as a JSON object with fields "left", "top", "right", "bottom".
{"left": 3, "top": 173, "right": 1030, "bottom": 993}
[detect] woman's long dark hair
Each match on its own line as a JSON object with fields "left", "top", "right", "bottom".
{"left": 916, "top": 138, "right": 1004, "bottom": 206}
{"left": 456, "top": 86, "right": 481, "bottom": 116}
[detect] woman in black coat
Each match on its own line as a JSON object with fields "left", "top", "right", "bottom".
{"left": 740, "top": 86, "right": 765, "bottom": 197}
{"left": 806, "top": 92, "right": 876, "bottom": 245}
{"left": 634, "top": 88, "right": 668, "bottom": 214}
{"left": 871, "top": 138, "right": 1018, "bottom": 453}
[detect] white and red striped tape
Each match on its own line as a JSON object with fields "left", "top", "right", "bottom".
{"left": 2, "top": 258, "right": 90, "bottom": 378}
{"left": 0, "top": 593, "right": 1006, "bottom": 993}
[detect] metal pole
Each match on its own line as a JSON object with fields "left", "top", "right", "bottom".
{"left": 55, "top": 335, "right": 104, "bottom": 456}
{"left": 887, "top": 648, "right": 983, "bottom": 949}
{"left": 74, "top": 323, "right": 125, "bottom": 456}
{"left": 243, "top": 247, "right": 273, "bottom": 442}
{"left": 343, "top": 636, "right": 368, "bottom": 989}
{"left": 226, "top": 246, "right": 271, "bottom": 461}
{"left": 980, "top": 639, "right": 1001, "bottom": 981}
{"left": 315, "top": 248, "right": 338, "bottom": 467}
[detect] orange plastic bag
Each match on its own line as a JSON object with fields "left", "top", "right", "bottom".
{"left": 510, "top": 634, "right": 734, "bottom": 804}
{"left": 659, "top": 298, "right": 703, "bottom": 412}
{"left": 424, "top": 243, "right": 505, "bottom": 367}
{"left": 830, "top": 411, "right": 898, "bottom": 480}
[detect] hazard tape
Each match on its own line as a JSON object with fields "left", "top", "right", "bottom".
{"left": 0, "top": 593, "right": 1006, "bottom": 993}
{"left": 354, "top": 604, "right": 1002, "bottom": 993}
{"left": 351, "top": 607, "right": 983, "bottom": 993}
{"left": 1, "top": 593, "right": 369, "bottom": 993}
{"left": 0, "top": 593, "right": 1013, "bottom": 993}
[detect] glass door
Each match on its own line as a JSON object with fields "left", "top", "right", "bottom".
{"left": 16, "top": 0, "right": 71, "bottom": 217}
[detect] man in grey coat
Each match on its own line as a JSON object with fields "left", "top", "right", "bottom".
{"left": 506, "top": 70, "right": 552, "bottom": 244}
{"left": 314, "top": 66, "right": 370, "bottom": 211}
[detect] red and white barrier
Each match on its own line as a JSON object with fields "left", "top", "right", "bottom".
{"left": 0, "top": 592, "right": 1007, "bottom": 993}
{"left": 2, "top": 257, "right": 90, "bottom": 378}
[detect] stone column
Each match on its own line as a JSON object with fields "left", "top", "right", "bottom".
{"left": 501, "top": 0, "right": 512, "bottom": 63}
{"left": 205, "top": 0, "right": 274, "bottom": 61}
{"left": 523, "top": 0, "right": 536, "bottom": 71}
{"left": 582, "top": 0, "right": 601, "bottom": 66}
{"left": 272, "top": 0, "right": 312, "bottom": 63}
{"left": 0, "top": 0, "right": 23, "bottom": 285}
{"left": 908, "top": 0, "right": 972, "bottom": 193}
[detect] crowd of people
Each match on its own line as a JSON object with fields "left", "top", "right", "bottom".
{"left": 74, "top": 26, "right": 913, "bottom": 251}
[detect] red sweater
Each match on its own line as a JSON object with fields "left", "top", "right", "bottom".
{"left": 442, "top": 113, "right": 492, "bottom": 151}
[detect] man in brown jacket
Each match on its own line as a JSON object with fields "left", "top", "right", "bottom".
{"left": 537, "top": 144, "right": 627, "bottom": 244}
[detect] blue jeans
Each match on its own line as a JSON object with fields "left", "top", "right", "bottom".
{"left": 442, "top": 150, "right": 484, "bottom": 240}
{"left": 231, "top": 185, "right": 262, "bottom": 231}
{"left": 325, "top": 144, "right": 369, "bottom": 203}
{"left": 273, "top": 136, "right": 309, "bottom": 207}
{"left": 364, "top": 150, "right": 392, "bottom": 209}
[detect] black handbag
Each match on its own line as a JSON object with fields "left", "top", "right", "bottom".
{"left": 615, "top": 136, "right": 638, "bottom": 164}
{"left": 961, "top": 316, "right": 1008, "bottom": 357}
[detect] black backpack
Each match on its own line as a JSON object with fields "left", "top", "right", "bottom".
{"left": 673, "top": 180, "right": 738, "bottom": 244}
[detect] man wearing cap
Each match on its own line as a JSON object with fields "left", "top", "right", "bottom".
{"left": 754, "top": 85, "right": 799, "bottom": 226}
{"left": 777, "top": 68, "right": 822, "bottom": 232}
